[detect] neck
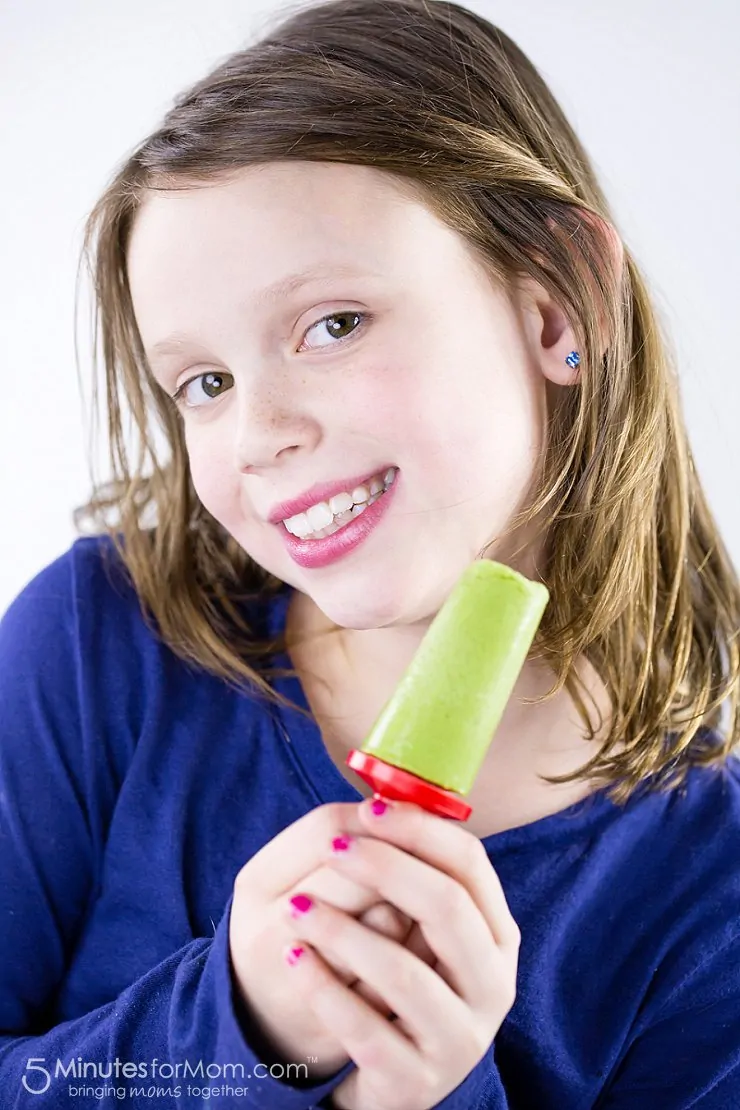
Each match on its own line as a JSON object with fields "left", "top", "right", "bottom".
{"left": 285, "top": 584, "right": 614, "bottom": 834}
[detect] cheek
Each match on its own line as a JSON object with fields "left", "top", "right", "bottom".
{"left": 184, "top": 428, "right": 237, "bottom": 523}
{"left": 396, "top": 351, "right": 541, "bottom": 511}
{"left": 334, "top": 369, "right": 405, "bottom": 437}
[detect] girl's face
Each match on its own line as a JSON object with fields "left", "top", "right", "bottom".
{"left": 127, "top": 160, "right": 576, "bottom": 628}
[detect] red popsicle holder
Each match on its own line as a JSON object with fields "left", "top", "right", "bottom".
{"left": 346, "top": 750, "right": 472, "bottom": 821}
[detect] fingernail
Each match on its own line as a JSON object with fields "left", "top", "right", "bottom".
{"left": 285, "top": 944, "right": 305, "bottom": 966}
{"left": 289, "top": 893, "right": 313, "bottom": 917}
{"left": 369, "top": 796, "right": 390, "bottom": 816}
{"left": 331, "top": 834, "right": 353, "bottom": 853}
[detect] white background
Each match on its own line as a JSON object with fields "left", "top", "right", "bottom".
{"left": 1, "top": 0, "right": 738, "bottom": 613}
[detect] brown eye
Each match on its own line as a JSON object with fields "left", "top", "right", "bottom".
{"left": 172, "top": 371, "right": 234, "bottom": 409}
{"left": 171, "top": 310, "right": 371, "bottom": 410}
{"left": 302, "top": 310, "right": 367, "bottom": 349}
{"left": 200, "top": 373, "right": 229, "bottom": 398}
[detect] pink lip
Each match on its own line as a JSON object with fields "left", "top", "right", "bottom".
{"left": 266, "top": 466, "right": 395, "bottom": 525}
{"left": 278, "top": 470, "right": 400, "bottom": 569}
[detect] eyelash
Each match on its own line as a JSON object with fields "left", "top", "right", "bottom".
{"left": 169, "top": 309, "right": 373, "bottom": 410}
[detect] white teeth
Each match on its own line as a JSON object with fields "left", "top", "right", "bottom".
{"left": 284, "top": 466, "right": 397, "bottom": 539}
{"left": 305, "top": 501, "right": 335, "bottom": 531}
{"left": 328, "top": 490, "right": 355, "bottom": 516}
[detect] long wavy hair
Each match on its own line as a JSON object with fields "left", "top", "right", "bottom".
{"left": 73, "top": 0, "right": 739, "bottom": 806}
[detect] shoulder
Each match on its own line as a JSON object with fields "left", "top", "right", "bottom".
{"left": 610, "top": 742, "right": 740, "bottom": 879}
{"left": 659, "top": 751, "right": 740, "bottom": 881}
{"left": 0, "top": 534, "right": 158, "bottom": 757}
{"left": 0, "top": 535, "right": 152, "bottom": 842}
{"left": 647, "top": 749, "right": 740, "bottom": 908}
{"left": 675, "top": 751, "right": 740, "bottom": 910}
{"left": 1, "top": 533, "right": 137, "bottom": 629}
{"left": 599, "top": 760, "right": 740, "bottom": 1099}
{"left": 627, "top": 751, "right": 740, "bottom": 1009}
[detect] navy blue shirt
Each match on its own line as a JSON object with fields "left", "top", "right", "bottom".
{"left": 1, "top": 535, "right": 739, "bottom": 1107}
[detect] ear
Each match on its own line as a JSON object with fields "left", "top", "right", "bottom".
{"left": 516, "top": 209, "right": 625, "bottom": 387}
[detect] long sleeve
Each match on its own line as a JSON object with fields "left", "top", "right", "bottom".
{"left": 433, "top": 932, "right": 740, "bottom": 1110}
{"left": 0, "top": 558, "right": 354, "bottom": 1108}
{"left": 315, "top": 1041, "right": 509, "bottom": 1109}
{"left": 6, "top": 538, "right": 740, "bottom": 1109}
{"left": 432, "top": 1044, "right": 510, "bottom": 1109}
{"left": 1, "top": 907, "right": 354, "bottom": 1107}
{"left": 595, "top": 936, "right": 740, "bottom": 1108}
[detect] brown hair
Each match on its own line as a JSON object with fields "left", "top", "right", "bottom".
{"left": 73, "top": 0, "right": 739, "bottom": 805}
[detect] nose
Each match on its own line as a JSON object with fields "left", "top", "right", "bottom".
{"left": 230, "top": 376, "right": 319, "bottom": 474}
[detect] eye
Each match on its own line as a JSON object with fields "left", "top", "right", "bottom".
{"left": 169, "top": 309, "right": 370, "bottom": 410}
{"left": 171, "top": 371, "right": 234, "bottom": 410}
{"left": 301, "top": 310, "right": 366, "bottom": 350}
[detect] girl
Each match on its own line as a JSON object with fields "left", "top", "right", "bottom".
{"left": 1, "top": 0, "right": 739, "bottom": 1107}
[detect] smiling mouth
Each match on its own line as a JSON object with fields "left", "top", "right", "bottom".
{"left": 281, "top": 467, "right": 398, "bottom": 539}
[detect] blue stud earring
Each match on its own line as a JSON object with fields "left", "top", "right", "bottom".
{"left": 565, "top": 351, "right": 580, "bottom": 369}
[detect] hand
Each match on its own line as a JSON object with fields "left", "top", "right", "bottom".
{"left": 282, "top": 797, "right": 521, "bottom": 1110}
{"left": 229, "top": 802, "right": 433, "bottom": 1078}
{"left": 292, "top": 860, "right": 428, "bottom": 1017}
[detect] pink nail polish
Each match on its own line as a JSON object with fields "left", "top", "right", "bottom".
{"left": 331, "top": 835, "right": 353, "bottom": 853}
{"left": 289, "top": 893, "right": 313, "bottom": 917}
{"left": 370, "top": 797, "right": 389, "bottom": 816}
{"left": 285, "top": 944, "right": 305, "bottom": 966}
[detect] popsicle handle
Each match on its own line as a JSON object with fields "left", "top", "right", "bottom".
{"left": 346, "top": 750, "right": 472, "bottom": 821}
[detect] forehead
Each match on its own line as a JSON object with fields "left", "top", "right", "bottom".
{"left": 125, "top": 161, "right": 495, "bottom": 357}
{"left": 126, "top": 163, "right": 419, "bottom": 339}
{"left": 128, "top": 161, "right": 419, "bottom": 279}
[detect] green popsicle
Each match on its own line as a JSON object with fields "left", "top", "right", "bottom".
{"left": 350, "top": 560, "right": 550, "bottom": 797}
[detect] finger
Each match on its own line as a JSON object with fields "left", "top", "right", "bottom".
{"left": 336, "top": 900, "right": 413, "bottom": 1016}
{"left": 237, "top": 802, "right": 365, "bottom": 899}
{"left": 351, "top": 979, "right": 395, "bottom": 1017}
{"left": 353, "top": 903, "right": 414, "bottom": 1014}
{"left": 403, "top": 920, "right": 437, "bottom": 970}
{"left": 324, "top": 835, "right": 507, "bottom": 1010}
{"left": 284, "top": 892, "right": 470, "bottom": 1054}
{"left": 293, "top": 899, "right": 415, "bottom": 1016}
{"left": 284, "top": 865, "right": 386, "bottom": 984}
{"left": 284, "top": 865, "right": 412, "bottom": 988}
{"left": 353, "top": 798, "right": 521, "bottom": 951}
{"left": 284, "top": 936, "right": 421, "bottom": 1104}
{"left": 358, "top": 901, "right": 413, "bottom": 943}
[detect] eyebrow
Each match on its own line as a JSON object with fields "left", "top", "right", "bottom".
{"left": 145, "top": 263, "right": 380, "bottom": 364}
